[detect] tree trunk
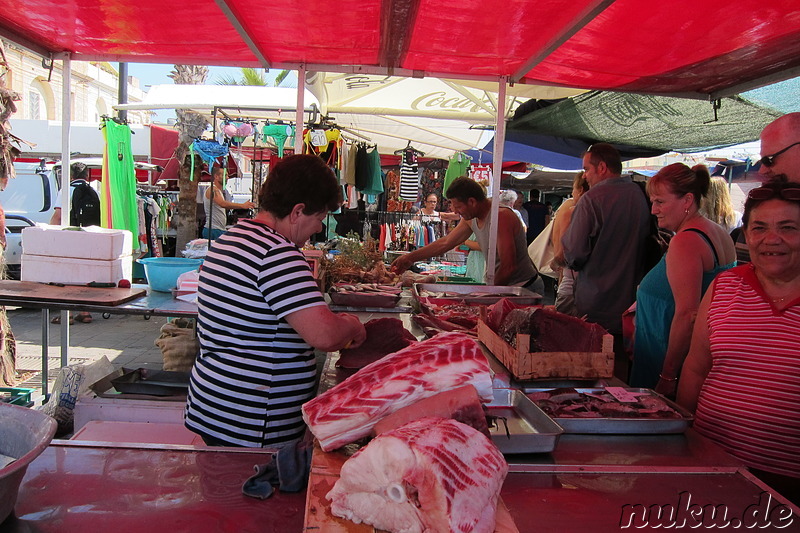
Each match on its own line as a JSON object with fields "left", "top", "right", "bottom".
{"left": 0, "top": 40, "right": 19, "bottom": 385}
{"left": 175, "top": 142, "right": 201, "bottom": 253}
{"left": 169, "top": 65, "right": 209, "bottom": 255}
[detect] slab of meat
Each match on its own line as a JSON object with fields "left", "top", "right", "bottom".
{"left": 336, "top": 318, "right": 417, "bottom": 369}
{"left": 373, "top": 385, "right": 490, "bottom": 437}
{"left": 327, "top": 417, "right": 508, "bottom": 533}
{"left": 302, "top": 332, "right": 493, "bottom": 451}
{"left": 499, "top": 307, "right": 607, "bottom": 352}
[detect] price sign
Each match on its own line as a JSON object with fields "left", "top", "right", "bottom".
{"left": 605, "top": 386, "right": 639, "bottom": 403}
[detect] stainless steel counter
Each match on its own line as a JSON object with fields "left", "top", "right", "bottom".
{"left": 312, "top": 311, "right": 800, "bottom": 530}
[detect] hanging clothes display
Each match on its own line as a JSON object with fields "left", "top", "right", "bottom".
{"left": 354, "top": 144, "right": 382, "bottom": 196}
{"left": 398, "top": 148, "right": 420, "bottom": 202}
{"left": 100, "top": 117, "right": 140, "bottom": 251}
{"left": 261, "top": 122, "right": 295, "bottom": 158}
{"left": 443, "top": 152, "right": 472, "bottom": 193}
{"left": 190, "top": 139, "right": 229, "bottom": 179}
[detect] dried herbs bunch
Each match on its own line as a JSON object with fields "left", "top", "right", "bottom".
{"left": 322, "top": 233, "right": 395, "bottom": 286}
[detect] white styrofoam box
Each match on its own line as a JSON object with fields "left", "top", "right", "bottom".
{"left": 22, "top": 224, "right": 133, "bottom": 260}
{"left": 21, "top": 254, "right": 132, "bottom": 284}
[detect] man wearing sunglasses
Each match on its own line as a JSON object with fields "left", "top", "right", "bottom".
{"left": 733, "top": 113, "right": 800, "bottom": 263}
{"left": 758, "top": 112, "right": 800, "bottom": 183}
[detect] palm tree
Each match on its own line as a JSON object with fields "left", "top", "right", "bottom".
{"left": 215, "top": 67, "right": 290, "bottom": 87}
{"left": 169, "top": 65, "right": 209, "bottom": 254}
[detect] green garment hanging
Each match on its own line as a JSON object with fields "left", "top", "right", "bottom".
{"left": 101, "top": 118, "right": 139, "bottom": 252}
{"left": 443, "top": 152, "right": 472, "bottom": 193}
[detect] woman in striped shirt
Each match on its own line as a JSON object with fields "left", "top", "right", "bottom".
{"left": 678, "top": 179, "right": 800, "bottom": 504}
{"left": 185, "top": 155, "right": 366, "bottom": 448}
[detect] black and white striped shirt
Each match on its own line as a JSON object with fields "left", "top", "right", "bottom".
{"left": 185, "top": 219, "right": 325, "bottom": 447}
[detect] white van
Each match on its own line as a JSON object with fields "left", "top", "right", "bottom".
{"left": 1, "top": 160, "right": 60, "bottom": 278}
{"left": 1, "top": 158, "right": 161, "bottom": 278}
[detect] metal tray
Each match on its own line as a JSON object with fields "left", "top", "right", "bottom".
{"left": 111, "top": 368, "right": 190, "bottom": 396}
{"left": 486, "top": 388, "right": 564, "bottom": 454}
{"left": 412, "top": 283, "right": 541, "bottom": 305}
{"left": 525, "top": 388, "right": 694, "bottom": 434}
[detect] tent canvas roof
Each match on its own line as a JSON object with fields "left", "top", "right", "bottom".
{"left": 3, "top": 0, "right": 800, "bottom": 99}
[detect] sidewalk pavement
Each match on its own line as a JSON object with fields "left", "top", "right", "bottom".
{"left": 6, "top": 305, "right": 171, "bottom": 398}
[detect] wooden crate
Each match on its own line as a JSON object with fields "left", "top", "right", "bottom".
{"left": 477, "top": 320, "right": 614, "bottom": 380}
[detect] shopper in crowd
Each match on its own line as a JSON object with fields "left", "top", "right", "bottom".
{"left": 561, "top": 143, "right": 651, "bottom": 379}
{"left": 49, "top": 162, "right": 100, "bottom": 324}
{"left": 391, "top": 176, "right": 540, "bottom": 290}
{"left": 701, "top": 176, "right": 742, "bottom": 233}
{"left": 513, "top": 190, "right": 529, "bottom": 228}
{"left": 735, "top": 113, "right": 800, "bottom": 263}
{"left": 498, "top": 189, "right": 527, "bottom": 231}
{"left": 185, "top": 155, "right": 366, "bottom": 448}
{"left": 203, "top": 165, "right": 256, "bottom": 240}
{"left": 521, "top": 189, "right": 548, "bottom": 244}
{"left": 551, "top": 171, "right": 589, "bottom": 316}
{"left": 678, "top": 180, "right": 800, "bottom": 504}
{"left": 462, "top": 233, "right": 485, "bottom": 282}
{"left": 630, "top": 164, "right": 736, "bottom": 397}
{"left": 758, "top": 112, "right": 800, "bottom": 184}
{"left": 419, "top": 192, "right": 460, "bottom": 223}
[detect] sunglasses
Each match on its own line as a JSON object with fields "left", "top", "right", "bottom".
{"left": 759, "top": 141, "right": 800, "bottom": 167}
{"left": 747, "top": 186, "right": 800, "bottom": 201}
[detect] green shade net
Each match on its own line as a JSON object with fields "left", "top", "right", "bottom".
{"left": 508, "top": 91, "right": 784, "bottom": 153}
{"left": 101, "top": 118, "right": 139, "bottom": 252}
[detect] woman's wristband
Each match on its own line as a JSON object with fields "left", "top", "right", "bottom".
{"left": 659, "top": 373, "right": 678, "bottom": 382}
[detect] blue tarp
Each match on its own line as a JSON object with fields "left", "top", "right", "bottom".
{"left": 466, "top": 130, "right": 663, "bottom": 170}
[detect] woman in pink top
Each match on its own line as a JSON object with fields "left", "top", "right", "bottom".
{"left": 678, "top": 179, "right": 800, "bottom": 505}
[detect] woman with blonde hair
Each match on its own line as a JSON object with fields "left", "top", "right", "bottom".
{"left": 701, "top": 176, "right": 742, "bottom": 233}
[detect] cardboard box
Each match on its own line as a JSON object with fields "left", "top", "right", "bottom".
{"left": 477, "top": 319, "right": 614, "bottom": 380}
{"left": 22, "top": 224, "right": 132, "bottom": 260}
{"left": 21, "top": 253, "right": 132, "bottom": 285}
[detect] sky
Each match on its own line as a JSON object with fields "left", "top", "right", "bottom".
{"left": 126, "top": 63, "right": 296, "bottom": 122}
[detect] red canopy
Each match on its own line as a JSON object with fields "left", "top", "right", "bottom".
{"left": 2, "top": 0, "right": 799, "bottom": 97}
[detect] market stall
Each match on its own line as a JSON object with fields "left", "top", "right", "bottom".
{"left": 4, "top": 1, "right": 800, "bottom": 530}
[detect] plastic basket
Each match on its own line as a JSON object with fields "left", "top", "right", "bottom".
{"left": 137, "top": 257, "right": 203, "bottom": 292}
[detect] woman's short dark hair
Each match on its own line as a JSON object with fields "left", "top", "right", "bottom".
{"left": 446, "top": 176, "right": 486, "bottom": 203}
{"left": 647, "top": 163, "right": 710, "bottom": 206}
{"left": 743, "top": 177, "right": 800, "bottom": 228}
{"left": 258, "top": 155, "right": 341, "bottom": 218}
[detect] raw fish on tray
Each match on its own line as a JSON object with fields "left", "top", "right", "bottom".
{"left": 302, "top": 332, "right": 493, "bottom": 451}
{"left": 336, "top": 317, "right": 417, "bottom": 369}
{"left": 527, "top": 388, "right": 682, "bottom": 419}
{"left": 411, "top": 313, "right": 477, "bottom": 338}
{"left": 327, "top": 416, "right": 508, "bottom": 533}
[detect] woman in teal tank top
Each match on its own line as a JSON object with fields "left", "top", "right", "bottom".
{"left": 630, "top": 164, "right": 736, "bottom": 397}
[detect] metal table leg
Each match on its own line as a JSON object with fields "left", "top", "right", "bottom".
{"left": 41, "top": 309, "right": 49, "bottom": 396}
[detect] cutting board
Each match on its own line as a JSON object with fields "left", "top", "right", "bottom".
{"left": 0, "top": 280, "right": 146, "bottom": 306}
{"left": 304, "top": 441, "right": 519, "bottom": 532}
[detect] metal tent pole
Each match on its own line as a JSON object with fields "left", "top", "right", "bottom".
{"left": 295, "top": 66, "right": 306, "bottom": 155}
{"left": 485, "top": 77, "right": 508, "bottom": 285}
